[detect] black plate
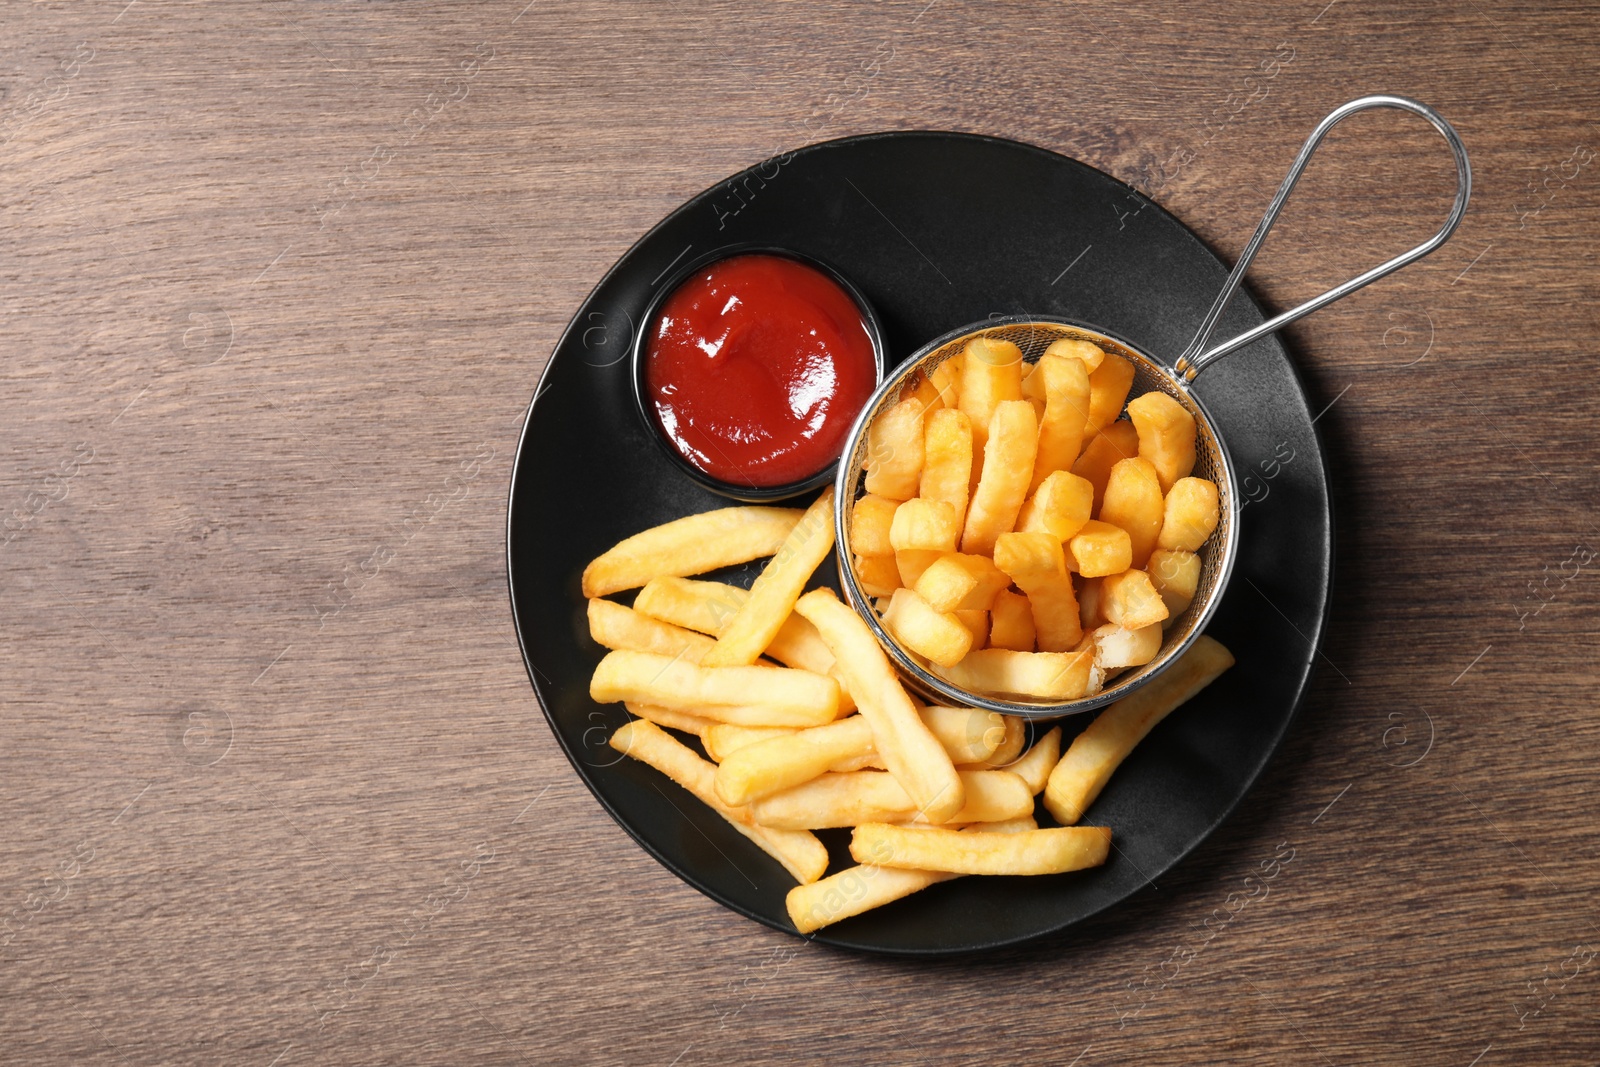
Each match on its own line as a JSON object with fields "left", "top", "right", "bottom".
{"left": 507, "top": 132, "right": 1332, "bottom": 956}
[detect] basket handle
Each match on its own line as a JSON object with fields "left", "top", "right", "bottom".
{"left": 1173, "top": 94, "right": 1471, "bottom": 382}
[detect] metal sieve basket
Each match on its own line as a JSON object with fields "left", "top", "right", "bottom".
{"left": 834, "top": 94, "right": 1472, "bottom": 720}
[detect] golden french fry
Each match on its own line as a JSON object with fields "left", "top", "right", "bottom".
{"left": 623, "top": 701, "right": 718, "bottom": 738}
{"left": 850, "top": 822, "right": 1111, "bottom": 876}
{"left": 1148, "top": 549, "right": 1201, "bottom": 623}
{"left": 1100, "top": 569, "right": 1169, "bottom": 630}
{"left": 1017, "top": 470, "right": 1094, "bottom": 543}
{"left": 1023, "top": 354, "right": 1091, "bottom": 493}
{"left": 794, "top": 589, "right": 965, "bottom": 823}
{"left": 610, "top": 719, "right": 827, "bottom": 884}
{"left": 988, "top": 588, "right": 1036, "bottom": 652}
{"left": 1044, "top": 337, "right": 1105, "bottom": 373}
{"left": 587, "top": 598, "right": 716, "bottom": 663}
{"left": 1008, "top": 726, "right": 1062, "bottom": 793}
{"left": 851, "top": 494, "right": 900, "bottom": 557}
{"left": 954, "top": 608, "right": 990, "bottom": 650}
{"left": 715, "top": 715, "right": 875, "bottom": 806}
{"left": 960, "top": 400, "right": 1038, "bottom": 556}
{"left": 1127, "top": 390, "right": 1197, "bottom": 492}
{"left": 704, "top": 488, "right": 836, "bottom": 666}
{"left": 994, "top": 531, "right": 1081, "bottom": 652}
{"left": 1084, "top": 351, "right": 1135, "bottom": 437}
{"left": 749, "top": 770, "right": 1031, "bottom": 829}
{"left": 582, "top": 506, "right": 803, "bottom": 598}
{"left": 784, "top": 814, "right": 1036, "bottom": 933}
{"left": 883, "top": 588, "right": 974, "bottom": 668}
{"left": 1044, "top": 635, "right": 1235, "bottom": 824}
{"left": 890, "top": 497, "right": 961, "bottom": 587}
{"left": 1069, "top": 520, "right": 1133, "bottom": 578}
{"left": 703, "top": 723, "right": 797, "bottom": 762}
{"left": 920, "top": 408, "right": 975, "bottom": 525}
{"left": 913, "top": 555, "right": 979, "bottom": 614}
{"left": 854, "top": 553, "right": 902, "bottom": 598}
{"left": 929, "top": 354, "right": 963, "bottom": 408}
{"left": 1099, "top": 457, "right": 1165, "bottom": 569}
{"left": 864, "top": 396, "right": 927, "bottom": 501}
{"left": 1070, "top": 422, "right": 1140, "bottom": 513}
{"left": 1091, "top": 621, "right": 1163, "bottom": 669}
{"left": 979, "top": 712, "right": 1027, "bottom": 768}
{"left": 958, "top": 337, "right": 1025, "bottom": 469}
{"left": 633, "top": 576, "right": 747, "bottom": 636}
{"left": 909, "top": 372, "right": 943, "bottom": 412}
{"left": 921, "top": 705, "right": 1005, "bottom": 764}
{"left": 590, "top": 650, "right": 839, "bottom": 727}
{"left": 1157, "top": 477, "right": 1220, "bottom": 553}
{"left": 936, "top": 647, "right": 1093, "bottom": 701}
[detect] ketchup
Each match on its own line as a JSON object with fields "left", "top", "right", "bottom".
{"left": 644, "top": 254, "right": 878, "bottom": 488}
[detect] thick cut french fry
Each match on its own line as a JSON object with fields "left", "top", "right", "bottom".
{"left": 590, "top": 650, "right": 839, "bottom": 727}
{"left": 587, "top": 599, "right": 716, "bottom": 663}
{"left": 703, "top": 723, "right": 797, "bottom": 762}
{"left": 960, "top": 400, "right": 1038, "bottom": 556}
{"left": 854, "top": 554, "right": 902, "bottom": 597}
{"left": 704, "top": 488, "right": 835, "bottom": 666}
{"left": 582, "top": 507, "right": 803, "bottom": 598}
{"left": 1044, "top": 635, "right": 1235, "bottom": 824}
{"left": 623, "top": 701, "right": 718, "bottom": 738}
{"left": 1147, "top": 549, "right": 1201, "bottom": 623}
{"left": 784, "top": 815, "right": 1036, "bottom": 933}
{"left": 1091, "top": 621, "right": 1163, "bottom": 669}
{"left": 1017, "top": 470, "right": 1094, "bottom": 542}
{"left": 883, "top": 588, "right": 974, "bottom": 667}
{"left": 929, "top": 354, "right": 963, "bottom": 409}
{"left": 913, "top": 555, "right": 979, "bottom": 614}
{"left": 937, "top": 647, "right": 1093, "bottom": 701}
{"left": 610, "top": 719, "right": 828, "bottom": 884}
{"left": 979, "top": 713, "right": 1028, "bottom": 768}
{"left": 1009, "top": 726, "right": 1063, "bottom": 793}
{"left": 958, "top": 337, "right": 1025, "bottom": 471}
{"left": 850, "top": 822, "right": 1111, "bottom": 876}
{"left": 1100, "top": 569, "right": 1169, "bottom": 630}
{"left": 909, "top": 373, "right": 943, "bottom": 412}
{"left": 794, "top": 589, "right": 964, "bottom": 823}
{"left": 994, "top": 532, "right": 1082, "bottom": 652}
{"left": 891, "top": 497, "right": 961, "bottom": 587}
{"left": 749, "top": 770, "right": 1031, "bottom": 829}
{"left": 1084, "top": 351, "right": 1136, "bottom": 437}
{"left": 920, "top": 408, "right": 975, "bottom": 524}
{"left": 864, "top": 396, "right": 927, "bottom": 501}
{"left": 714, "top": 715, "right": 875, "bottom": 806}
{"left": 1044, "top": 337, "right": 1105, "bottom": 374}
{"left": 1023, "top": 354, "right": 1092, "bottom": 492}
{"left": 988, "top": 588, "right": 1036, "bottom": 652}
{"left": 1127, "top": 390, "right": 1197, "bottom": 492}
{"left": 1157, "top": 477, "right": 1220, "bottom": 552}
{"left": 851, "top": 494, "right": 900, "bottom": 557}
{"left": 1069, "top": 520, "right": 1133, "bottom": 578}
{"left": 1070, "top": 421, "right": 1140, "bottom": 513}
{"left": 1099, "top": 457, "right": 1165, "bottom": 569}
{"left": 954, "top": 608, "right": 990, "bottom": 650}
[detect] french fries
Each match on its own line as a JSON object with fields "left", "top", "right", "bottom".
{"left": 1127, "top": 390, "right": 1197, "bottom": 493}
{"left": 883, "top": 587, "right": 974, "bottom": 667}
{"left": 590, "top": 650, "right": 839, "bottom": 727}
{"left": 582, "top": 506, "right": 803, "bottom": 597}
{"left": 610, "top": 719, "right": 828, "bottom": 884}
{"left": 749, "top": 769, "right": 1031, "bottom": 829}
{"left": 920, "top": 408, "right": 974, "bottom": 522}
{"left": 1023, "top": 353, "right": 1091, "bottom": 493}
{"left": 1099, "top": 458, "right": 1165, "bottom": 569}
{"left": 958, "top": 337, "right": 1025, "bottom": 470}
{"left": 961, "top": 400, "right": 1038, "bottom": 556}
{"left": 937, "top": 648, "right": 1093, "bottom": 701}
{"left": 703, "top": 488, "right": 836, "bottom": 666}
{"left": 1008, "top": 726, "right": 1062, "bottom": 793}
{"left": 587, "top": 598, "right": 715, "bottom": 663}
{"left": 850, "top": 823, "right": 1112, "bottom": 876}
{"left": 795, "top": 588, "right": 965, "bottom": 823}
{"left": 864, "top": 396, "right": 926, "bottom": 500}
{"left": 715, "top": 715, "right": 875, "bottom": 806}
{"left": 1045, "top": 635, "right": 1235, "bottom": 824}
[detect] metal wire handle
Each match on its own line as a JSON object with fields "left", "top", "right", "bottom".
{"left": 1173, "top": 94, "right": 1472, "bottom": 382}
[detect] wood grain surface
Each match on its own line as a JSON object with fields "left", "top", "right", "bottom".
{"left": 3, "top": 1, "right": 1597, "bottom": 1063}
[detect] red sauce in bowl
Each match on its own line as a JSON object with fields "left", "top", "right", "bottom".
{"left": 643, "top": 253, "right": 879, "bottom": 489}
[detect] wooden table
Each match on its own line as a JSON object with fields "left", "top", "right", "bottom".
{"left": 4, "top": 2, "right": 1596, "bottom": 1063}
